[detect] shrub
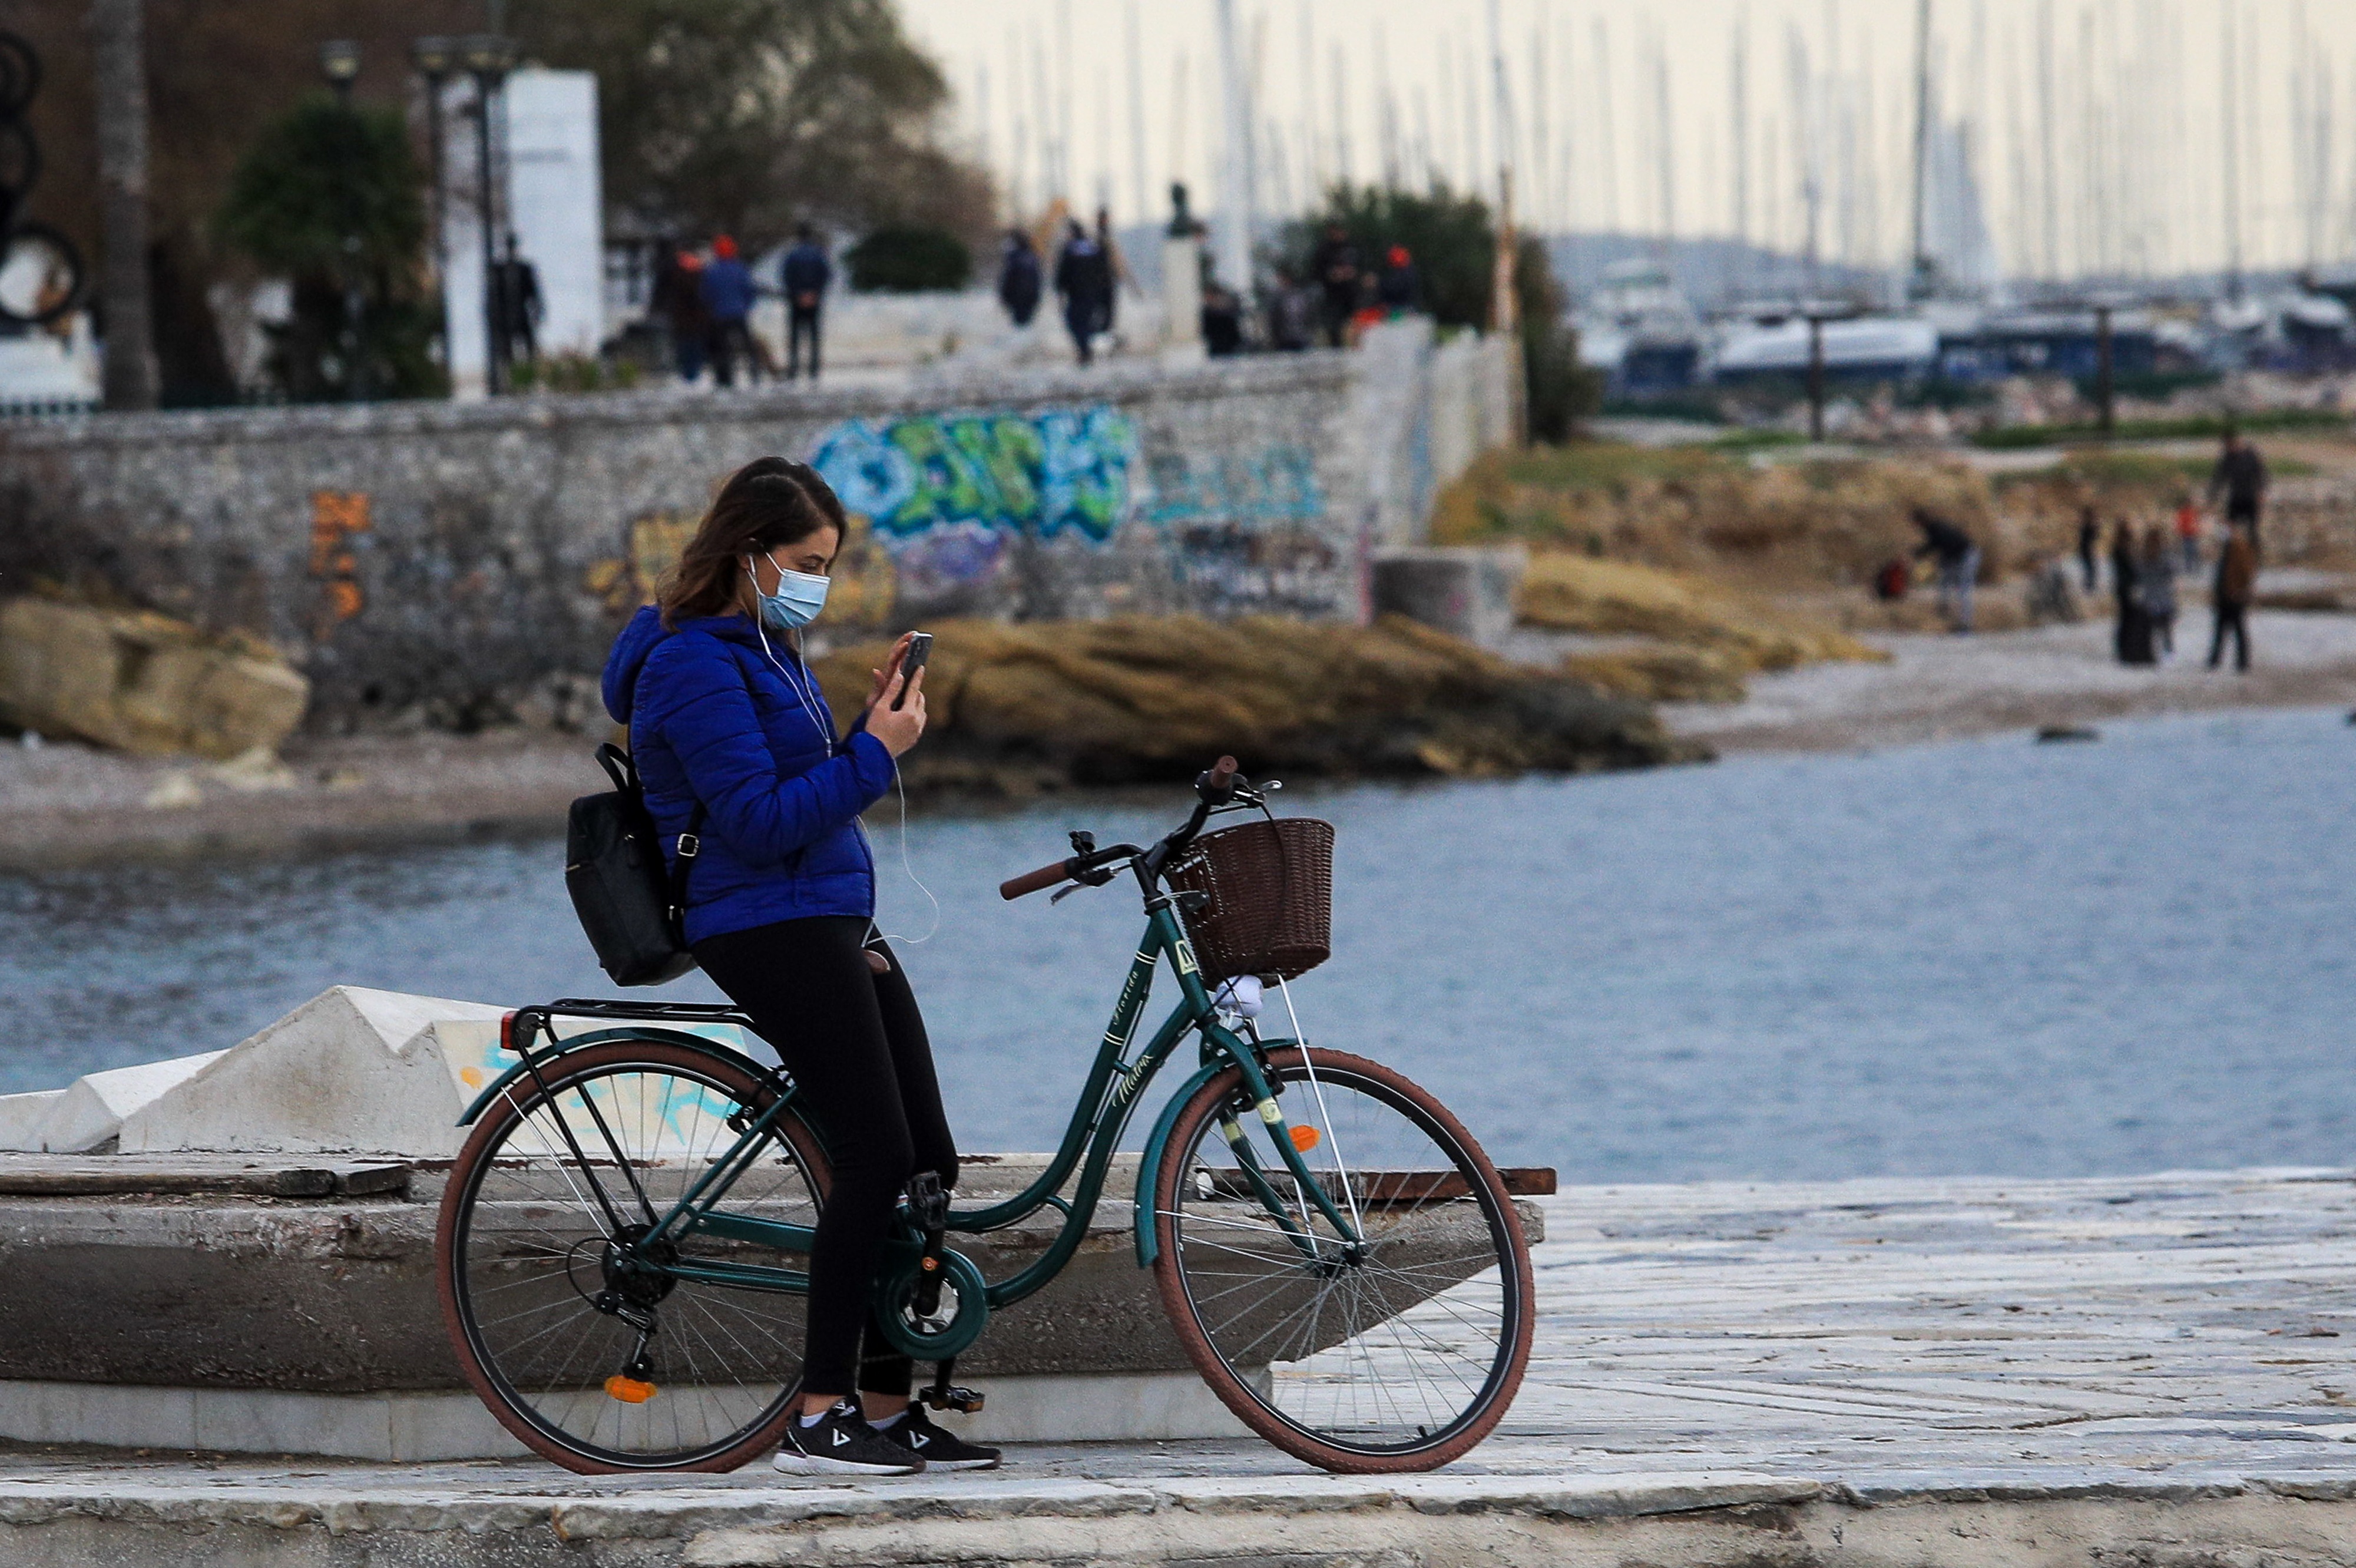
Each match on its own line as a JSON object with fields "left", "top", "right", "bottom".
{"left": 845, "top": 225, "right": 972, "bottom": 292}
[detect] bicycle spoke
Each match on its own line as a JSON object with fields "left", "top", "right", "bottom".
{"left": 447, "top": 1051, "right": 820, "bottom": 1469}
{"left": 1159, "top": 1054, "right": 1528, "bottom": 1464}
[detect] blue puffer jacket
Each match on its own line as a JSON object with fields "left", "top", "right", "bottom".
{"left": 601, "top": 606, "right": 896, "bottom": 944}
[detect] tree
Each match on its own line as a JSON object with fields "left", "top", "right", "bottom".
{"left": 1283, "top": 183, "right": 1599, "bottom": 442}
{"left": 845, "top": 225, "right": 971, "bottom": 292}
{"left": 508, "top": 0, "right": 994, "bottom": 252}
{"left": 213, "top": 97, "right": 439, "bottom": 401}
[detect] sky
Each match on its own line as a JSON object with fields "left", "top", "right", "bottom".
{"left": 898, "top": 0, "right": 2356, "bottom": 284}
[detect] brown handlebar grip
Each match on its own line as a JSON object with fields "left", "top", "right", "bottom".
{"left": 999, "top": 859, "right": 1073, "bottom": 901}
{"left": 1207, "top": 755, "right": 1238, "bottom": 788}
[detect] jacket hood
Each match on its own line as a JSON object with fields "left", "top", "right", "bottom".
{"left": 602, "top": 607, "right": 766, "bottom": 723}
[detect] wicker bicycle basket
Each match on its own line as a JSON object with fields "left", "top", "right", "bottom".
{"left": 1161, "top": 817, "right": 1335, "bottom": 984}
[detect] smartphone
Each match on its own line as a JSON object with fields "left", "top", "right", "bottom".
{"left": 892, "top": 632, "right": 932, "bottom": 709}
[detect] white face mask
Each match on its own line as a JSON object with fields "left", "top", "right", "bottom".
{"left": 751, "top": 553, "right": 830, "bottom": 631}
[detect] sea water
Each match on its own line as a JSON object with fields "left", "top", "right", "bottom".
{"left": 4, "top": 706, "right": 2350, "bottom": 1182}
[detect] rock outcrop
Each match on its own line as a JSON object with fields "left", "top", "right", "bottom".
{"left": 0, "top": 597, "right": 309, "bottom": 760}
{"left": 810, "top": 614, "right": 1702, "bottom": 793}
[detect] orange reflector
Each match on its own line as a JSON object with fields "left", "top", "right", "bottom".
{"left": 1290, "top": 1125, "right": 1321, "bottom": 1153}
{"left": 604, "top": 1375, "right": 657, "bottom": 1404}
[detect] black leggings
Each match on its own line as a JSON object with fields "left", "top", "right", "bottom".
{"left": 695, "top": 916, "right": 958, "bottom": 1398}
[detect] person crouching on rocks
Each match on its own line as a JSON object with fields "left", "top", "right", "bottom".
{"left": 600, "top": 456, "right": 1000, "bottom": 1477}
{"left": 1910, "top": 508, "right": 1980, "bottom": 633}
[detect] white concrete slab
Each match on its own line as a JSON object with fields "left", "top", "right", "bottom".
{"left": 118, "top": 985, "right": 506, "bottom": 1157}
{"left": 22, "top": 1053, "right": 223, "bottom": 1153}
{"left": 0, "top": 1089, "right": 64, "bottom": 1150}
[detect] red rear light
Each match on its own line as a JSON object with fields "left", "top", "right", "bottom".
{"left": 499, "top": 1011, "right": 517, "bottom": 1055}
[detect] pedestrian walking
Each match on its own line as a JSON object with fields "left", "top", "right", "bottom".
{"left": 2140, "top": 524, "right": 2178, "bottom": 658}
{"left": 490, "top": 231, "right": 544, "bottom": 371}
{"left": 2173, "top": 492, "right": 2203, "bottom": 575}
{"left": 1309, "top": 221, "right": 1362, "bottom": 347}
{"left": 2206, "top": 426, "right": 2268, "bottom": 554}
{"left": 1911, "top": 507, "right": 1980, "bottom": 633}
{"left": 650, "top": 244, "right": 710, "bottom": 383}
{"left": 997, "top": 230, "right": 1043, "bottom": 327}
{"left": 1093, "top": 208, "right": 1129, "bottom": 338}
{"left": 1267, "top": 265, "right": 1316, "bottom": 350}
{"left": 780, "top": 226, "right": 831, "bottom": 381}
{"left": 2076, "top": 504, "right": 2102, "bottom": 593}
{"left": 701, "top": 234, "right": 760, "bottom": 389}
{"left": 2208, "top": 521, "right": 2257, "bottom": 672}
{"left": 2112, "top": 519, "right": 2155, "bottom": 666}
{"left": 1053, "top": 221, "right": 1111, "bottom": 365}
{"left": 1376, "top": 244, "right": 1419, "bottom": 315}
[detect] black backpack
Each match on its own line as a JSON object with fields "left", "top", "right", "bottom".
{"left": 565, "top": 743, "right": 706, "bottom": 987}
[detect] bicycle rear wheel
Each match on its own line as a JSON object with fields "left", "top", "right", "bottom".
{"left": 1151, "top": 1047, "right": 1534, "bottom": 1473}
{"left": 435, "top": 1040, "right": 829, "bottom": 1473}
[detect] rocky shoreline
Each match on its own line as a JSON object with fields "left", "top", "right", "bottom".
{"left": 0, "top": 615, "right": 1693, "bottom": 866}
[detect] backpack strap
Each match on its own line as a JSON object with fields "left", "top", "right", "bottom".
{"left": 603, "top": 741, "right": 707, "bottom": 927}
{"left": 667, "top": 801, "right": 707, "bottom": 924}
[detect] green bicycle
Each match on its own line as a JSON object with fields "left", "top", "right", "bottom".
{"left": 434, "top": 758, "right": 1538, "bottom": 1474}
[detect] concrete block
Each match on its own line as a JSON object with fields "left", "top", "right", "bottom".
{"left": 25, "top": 1053, "right": 224, "bottom": 1153}
{"left": 1372, "top": 547, "right": 1529, "bottom": 647}
{"left": 120, "top": 985, "right": 507, "bottom": 1157}
{"left": 0, "top": 1372, "right": 1242, "bottom": 1458}
{"left": 0, "top": 1089, "right": 65, "bottom": 1151}
{"left": 0, "top": 1379, "right": 198, "bottom": 1450}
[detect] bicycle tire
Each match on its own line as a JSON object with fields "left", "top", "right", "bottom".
{"left": 435, "top": 1040, "right": 831, "bottom": 1474}
{"left": 1150, "top": 1047, "right": 1535, "bottom": 1473}
{"left": 0, "top": 32, "right": 38, "bottom": 120}
{"left": 0, "top": 120, "right": 38, "bottom": 204}
{"left": 0, "top": 221, "right": 85, "bottom": 326}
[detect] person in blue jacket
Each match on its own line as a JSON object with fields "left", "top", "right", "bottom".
{"left": 600, "top": 456, "right": 998, "bottom": 1477}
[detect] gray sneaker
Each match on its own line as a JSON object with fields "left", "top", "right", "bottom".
{"left": 772, "top": 1399, "right": 925, "bottom": 1476}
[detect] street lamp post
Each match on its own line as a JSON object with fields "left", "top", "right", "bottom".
{"left": 319, "top": 39, "right": 360, "bottom": 104}
{"left": 2093, "top": 302, "right": 2116, "bottom": 440}
{"left": 459, "top": 32, "right": 515, "bottom": 395}
{"left": 411, "top": 37, "right": 455, "bottom": 376}
{"left": 319, "top": 41, "right": 364, "bottom": 400}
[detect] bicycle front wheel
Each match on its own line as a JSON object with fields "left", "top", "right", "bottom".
{"left": 435, "top": 1041, "right": 829, "bottom": 1473}
{"left": 1151, "top": 1047, "right": 1535, "bottom": 1473}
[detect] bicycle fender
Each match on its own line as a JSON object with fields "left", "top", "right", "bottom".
{"left": 456, "top": 1027, "right": 788, "bottom": 1126}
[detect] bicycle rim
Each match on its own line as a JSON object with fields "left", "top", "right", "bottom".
{"left": 1153, "top": 1048, "right": 1533, "bottom": 1472}
{"left": 436, "top": 1041, "right": 828, "bottom": 1473}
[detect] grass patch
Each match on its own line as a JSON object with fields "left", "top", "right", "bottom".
{"left": 1972, "top": 407, "right": 2351, "bottom": 449}
{"left": 1709, "top": 428, "right": 1809, "bottom": 452}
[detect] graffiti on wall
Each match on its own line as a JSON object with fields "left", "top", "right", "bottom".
{"left": 582, "top": 511, "right": 899, "bottom": 628}
{"left": 308, "top": 491, "right": 370, "bottom": 635}
{"left": 809, "top": 407, "right": 1138, "bottom": 596}
{"left": 1141, "top": 444, "right": 1322, "bottom": 528}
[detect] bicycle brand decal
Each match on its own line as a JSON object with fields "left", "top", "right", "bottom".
{"left": 1173, "top": 938, "right": 1199, "bottom": 977}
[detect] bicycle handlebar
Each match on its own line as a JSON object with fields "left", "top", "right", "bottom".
{"left": 999, "top": 859, "right": 1073, "bottom": 900}
{"left": 1002, "top": 756, "right": 1246, "bottom": 900}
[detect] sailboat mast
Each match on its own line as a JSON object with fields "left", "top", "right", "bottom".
{"left": 1908, "top": 0, "right": 1934, "bottom": 298}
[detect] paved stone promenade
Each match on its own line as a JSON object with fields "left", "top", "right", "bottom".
{"left": 8, "top": 1169, "right": 2356, "bottom": 1565}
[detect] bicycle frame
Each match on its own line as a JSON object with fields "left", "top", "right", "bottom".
{"left": 466, "top": 897, "right": 1365, "bottom": 1315}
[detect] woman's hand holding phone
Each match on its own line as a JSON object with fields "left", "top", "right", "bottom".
{"left": 865, "top": 636, "right": 927, "bottom": 759}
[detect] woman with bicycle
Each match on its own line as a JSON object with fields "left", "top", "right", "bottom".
{"left": 599, "top": 456, "right": 998, "bottom": 1476}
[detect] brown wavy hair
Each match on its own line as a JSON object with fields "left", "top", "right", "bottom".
{"left": 657, "top": 458, "right": 849, "bottom": 628}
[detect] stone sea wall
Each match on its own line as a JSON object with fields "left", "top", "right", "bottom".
{"left": 0, "top": 325, "right": 1513, "bottom": 725}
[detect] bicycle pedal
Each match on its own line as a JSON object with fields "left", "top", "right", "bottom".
{"left": 921, "top": 1385, "right": 985, "bottom": 1414}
